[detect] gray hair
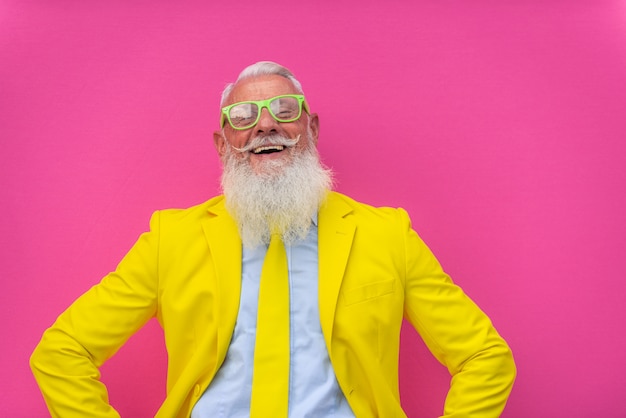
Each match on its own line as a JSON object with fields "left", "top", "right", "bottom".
{"left": 220, "top": 61, "right": 304, "bottom": 106}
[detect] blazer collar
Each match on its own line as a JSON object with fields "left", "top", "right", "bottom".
{"left": 201, "top": 192, "right": 356, "bottom": 359}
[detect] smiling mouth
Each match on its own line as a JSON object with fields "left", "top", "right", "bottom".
{"left": 252, "top": 145, "right": 285, "bottom": 154}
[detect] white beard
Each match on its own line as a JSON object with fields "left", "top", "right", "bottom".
{"left": 220, "top": 131, "right": 333, "bottom": 248}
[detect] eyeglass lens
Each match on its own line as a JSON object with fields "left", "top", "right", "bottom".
{"left": 228, "top": 96, "right": 301, "bottom": 128}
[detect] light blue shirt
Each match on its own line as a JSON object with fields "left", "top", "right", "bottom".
{"left": 191, "top": 218, "right": 354, "bottom": 417}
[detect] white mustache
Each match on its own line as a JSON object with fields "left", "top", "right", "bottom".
{"left": 230, "top": 134, "right": 301, "bottom": 153}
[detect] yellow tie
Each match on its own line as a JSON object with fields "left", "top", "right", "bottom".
{"left": 250, "top": 233, "right": 290, "bottom": 417}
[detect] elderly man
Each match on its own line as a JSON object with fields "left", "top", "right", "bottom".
{"left": 31, "top": 61, "right": 516, "bottom": 417}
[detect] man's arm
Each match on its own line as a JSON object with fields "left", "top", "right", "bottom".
{"left": 30, "top": 213, "right": 162, "bottom": 417}
{"left": 400, "top": 210, "right": 516, "bottom": 417}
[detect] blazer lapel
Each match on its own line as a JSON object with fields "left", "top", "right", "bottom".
{"left": 318, "top": 192, "right": 355, "bottom": 352}
{"left": 197, "top": 193, "right": 355, "bottom": 374}
{"left": 201, "top": 198, "right": 242, "bottom": 366}
{"left": 156, "top": 198, "right": 243, "bottom": 417}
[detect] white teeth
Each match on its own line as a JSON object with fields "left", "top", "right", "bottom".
{"left": 252, "top": 145, "right": 284, "bottom": 154}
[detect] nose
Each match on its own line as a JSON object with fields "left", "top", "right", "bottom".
{"left": 255, "top": 107, "right": 279, "bottom": 135}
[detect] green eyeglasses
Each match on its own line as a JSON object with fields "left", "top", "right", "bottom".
{"left": 220, "top": 94, "right": 310, "bottom": 130}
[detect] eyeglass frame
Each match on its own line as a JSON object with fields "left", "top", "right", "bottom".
{"left": 220, "top": 94, "right": 310, "bottom": 130}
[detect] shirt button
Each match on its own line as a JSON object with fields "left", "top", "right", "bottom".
{"left": 193, "top": 384, "right": 201, "bottom": 396}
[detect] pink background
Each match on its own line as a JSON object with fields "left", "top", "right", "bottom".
{"left": 2, "top": 1, "right": 625, "bottom": 416}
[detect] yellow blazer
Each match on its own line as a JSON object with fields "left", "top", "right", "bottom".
{"left": 31, "top": 192, "right": 515, "bottom": 417}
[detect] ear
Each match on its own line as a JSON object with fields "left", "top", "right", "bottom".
{"left": 308, "top": 113, "right": 320, "bottom": 145}
{"left": 213, "top": 130, "right": 227, "bottom": 158}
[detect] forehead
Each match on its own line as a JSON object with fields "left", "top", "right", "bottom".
{"left": 226, "top": 75, "right": 300, "bottom": 105}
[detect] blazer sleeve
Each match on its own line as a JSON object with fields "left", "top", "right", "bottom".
{"left": 30, "top": 211, "right": 163, "bottom": 418}
{"left": 400, "top": 209, "right": 516, "bottom": 417}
